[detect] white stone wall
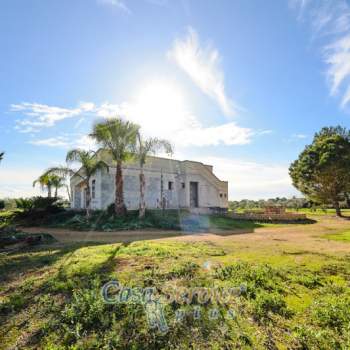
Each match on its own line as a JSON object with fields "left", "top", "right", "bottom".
{"left": 70, "top": 155, "right": 228, "bottom": 210}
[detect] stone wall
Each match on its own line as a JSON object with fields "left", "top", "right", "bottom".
{"left": 70, "top": 154, "right": 228, "bottom": 210}
{"left": 230, "top": 212, "right": 307, "bottom": 222}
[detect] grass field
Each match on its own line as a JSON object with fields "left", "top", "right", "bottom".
{"left": 322, "top": 229, "right": 350, "bottom": 242}
{"left": 1, "top": 214, "right": 350, "bottom": 349}
{"left": 233, "top": 207, "right": 350, "bottom": 217}
{"left": 287, "top": 208, "right": 350, "bottom": 216}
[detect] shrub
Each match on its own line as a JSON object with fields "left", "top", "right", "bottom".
{"left": 0, "top": 200, "right": 5, "bottom": 210}
{"left": 16, "top": 196, "right": 63, "bottom": 212}
{"left": 293, "top": 325, "right": 342, "bottom": 349}
{"left": 251, "top": 291, "right": 292, "bottom": 322}
{"left": 213, "top": 262, "right": 286, "bottom": 297}
{"left": 15, "top": 197, "right": 35, "bottom": 211}
{"left": 166, "top": 261, "right": 200, "bottom": 279}
{"left": 312, "top": 296, "right": 350, "bottom": 331}
{"left": 14, "top": 197, "right": 65, "bottom": 226}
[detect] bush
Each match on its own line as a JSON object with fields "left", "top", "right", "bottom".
{"left": 15, "top": 196, "right": 63, "bottom": 212}
{"left": 213, "top": 262, "right": 286, "bottom": 297}
{"left": 15, "top": 198, "right": 35, "bottom": 211}
{"left": 252, "top": 291, "right": 291, "bottom": 322}
{"left": 0, "top": 200, "right": 5, "bottom": 210}
{"left": 293, "top": 325, "right": 342, "bottom": 349}
{"left": 312, "top": 296, "right": 350, "bottom": 331}
{"left": 14, "top": 197, "right": 65, "bottom": 226}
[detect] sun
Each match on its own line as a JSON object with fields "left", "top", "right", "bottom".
{"left": 134, "top": 80, "right": 187, "bottom": 125}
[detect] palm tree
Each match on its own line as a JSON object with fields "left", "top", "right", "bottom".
{"left": 43, "top": 165, "right": 74, "bottom": 202}
{"left": 0, "top": 152, "right": 4, "bottom": 163}
{"left": 50, "top": 174, "right": 66, "bottom": 198}
{"left": 90, "top": 118, "right": 139, "bottom": 216}
{"left": 136, "top": 133, "right": 173, "bottom": 218}
{"left": 33, "top": 173, "right": 55, "bottom": 197}
{"left": 64, "top": 149, "right": 109, "bottom": 217}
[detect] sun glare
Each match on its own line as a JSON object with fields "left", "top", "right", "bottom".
{"left": 134, "top": 80, "right": 187, "bottom": 128}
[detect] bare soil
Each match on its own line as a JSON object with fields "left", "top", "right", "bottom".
{"left": 19, "top": 216, "right": 350, "bottom": 254}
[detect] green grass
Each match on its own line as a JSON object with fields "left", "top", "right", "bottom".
{"left": 232, "top": 207, "right": 350, "bottom": 217}
{"left": 2, "top": 225, "right": 350, "bottom": 349}
{"left": 287, "top": 208, "right": 350, "bottom": 216}
{"left": 321, "top": 229, "right": 350, "bottom": 242}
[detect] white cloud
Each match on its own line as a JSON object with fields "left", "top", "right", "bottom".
{"left": 95, "top": 79, "right": 252, "bottom": 146}
{"left": 14, "top": 79, "right": 253, "bottom": 148}
{"left": 175, "top": 121, "right": 252, "bottom": 146}
{"left": 97, "top": 0, "right": 130, "bottom": 13}
{"left": 292, "top": 0, "right": 350, "bottom": 108}
{"left": 12, "top": 102, "right": 95, "bottom": 132}
{"left": 189, "top": 155, "right": 299, "bottom": 200}
{"left": 325, "top": 33, "right": 350, "bottom": 106}
{"left": 292, "top": 133, "right": 308, "bottom": 139}
{"left": 30, "top": 136, "right": 71, "bottom": 148}
{"left": 29, "top": 134, "right": 97, "bottom": 150}
{"left": 168, "top": 27, "right": 238, "bottom": 116}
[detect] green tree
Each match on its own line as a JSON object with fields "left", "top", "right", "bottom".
{"left": 289, "top": 126, "right": 350, "bottom": 216}
{"left": 65, "top": 149, "right": 109, "bottom": 217}
{"left": 50, "top": 174, "right": 65, "bottom": 198}
{"left": 136, "top": 133, "right": 172, "bottom": 218}
{"left": 43, "top": 165, "right": 74, "bottom": 202}
{"left": 90, "top": 118, "right": 139, "bottom": 216}
{"left": 33, "top": 173, "right": 56, "bottom": 198}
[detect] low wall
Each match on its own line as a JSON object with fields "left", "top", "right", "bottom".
{"left": 229, "top": 212, "right": 307, "bottom": 222}
{"left": 189, "top": 207, "right": 228, "bottom": 215}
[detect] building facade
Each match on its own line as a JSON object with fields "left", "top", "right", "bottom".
{"left": 70, "top": 152, "right": 228, "bottom": 211}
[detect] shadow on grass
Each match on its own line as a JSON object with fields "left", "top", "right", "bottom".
{"left": 0, "top": 241, "right": 108, "bottom": 284}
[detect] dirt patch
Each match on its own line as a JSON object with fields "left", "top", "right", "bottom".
{"left": 19, "top": 226, "right": 183, "bottom": 243}
{"left": 115, "top": 256, "right": 156, "bottom": 272}
{"left": 18, "top": 216, "right": 350, "bottom": 255}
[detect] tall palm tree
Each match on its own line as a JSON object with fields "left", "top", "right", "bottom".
{"left": 64, "top": 149, "right": 109, "bottom": 217}
{"left": 0, "top": 152, "right": 4, "bottom": 163}
{"left": 90, "top": 118, "right": 139, "bottom": 216}
{"left": 136, "top": 133, "right": 173, "bottom": 218}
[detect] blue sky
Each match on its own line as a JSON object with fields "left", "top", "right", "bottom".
{"left": 1, "top": 0, "right": 350, "bottom": 199}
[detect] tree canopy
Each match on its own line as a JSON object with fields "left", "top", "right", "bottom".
{"left": 90, "top": 118, "right": 139, "bottom": 216}
{"left": 289, "top": 126, "right": 350, "bottom": 216}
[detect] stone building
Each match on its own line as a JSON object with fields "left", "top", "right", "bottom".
{"left": 70, "top": 150, "right": 228, "bottom": 211}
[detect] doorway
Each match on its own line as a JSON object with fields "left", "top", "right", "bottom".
{"left": 190, "top": 182, "right": 199, "bottom": 207}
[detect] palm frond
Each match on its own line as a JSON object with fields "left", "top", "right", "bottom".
{"left": 43, "top": 166, "right": 74, "bottom": 178}
{"left": 90, "top": 118, "right": 139, "bottom": 162}
{"left": 136, "top": 133, "right": 173, "bottom": 166}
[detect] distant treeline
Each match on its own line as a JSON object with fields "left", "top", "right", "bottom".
{"left": 229, "top": 196, "right": 350, "bottom": 211}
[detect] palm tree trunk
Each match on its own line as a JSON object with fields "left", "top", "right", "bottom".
{"left": 54, "top": 187, "right": 58, "bottom": 198}
{"left": 47, "top": 185, "right": 52, "bottom": 198}
{"left": 115, "top": 161, "right": 126, "bottom": 216}
{"left": 139, "top": 165, "right": 146, "bottom": 218}
{"left": 86, "top": 183, "right": 91, "bottom": 218}
{"left": 66, "top": 185, "right": 72, "bottom": 203}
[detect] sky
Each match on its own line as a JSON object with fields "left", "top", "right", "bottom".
{"left": 1, "top": 0, "right": 350, "bottom": 200}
